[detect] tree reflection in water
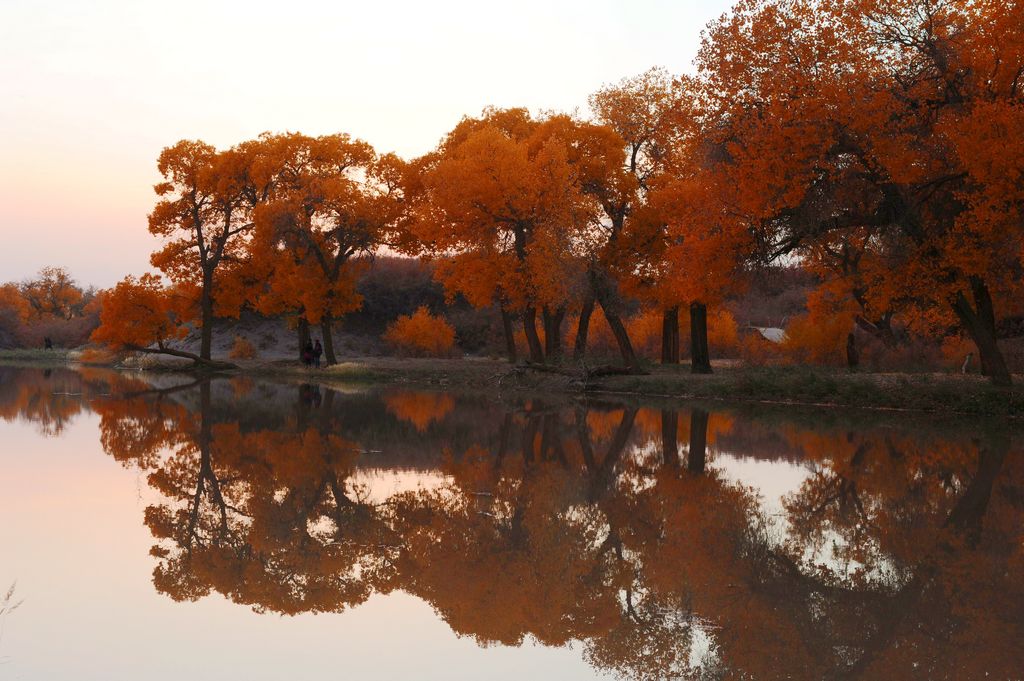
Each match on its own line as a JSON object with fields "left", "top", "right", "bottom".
{"left": 3, "top": 366, "right": 1021, "bottom": 679}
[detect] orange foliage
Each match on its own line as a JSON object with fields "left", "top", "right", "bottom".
{"left": 780, "top": 286, "right": 857, "bottom": 366}
{"left": 90, "top": 274, "right": 190, "bottom": 352}
{"left": 228, "top": 336, "right": 257, "bottom": 360}
{"left": 248, "top": 134, "right": 400, "bottom": 332}
{"left": 693, "top": 0, "right": 1024, "bottom": 384}
{"left": 624, "top": 310, "right": 663, "bottom": 360}
{"left": 385, "top": 391, "right": 455, "bottom": 432}
{"left": 409, "top": 109, "right": 587, "bottom": 316}
{"left": 383, "top": 306, "right": 456, "bottom": 357}
{"left": 20, "top": 266, "right": 84, "bottom": 320}
{"left": 77, "top": 347, "right": 119, "bottom": 365}
{"left": 0, "top": 283, "right": 31, "bottom": 323}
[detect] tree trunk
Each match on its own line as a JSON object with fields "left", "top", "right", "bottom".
{"left": 494, "top": 411, "right": 513, "bottom": 472}
{"left": 540, "top": 413, "right": 564, "bottom": 463}
{"left": 662, "top": 306, "right": 680, "bottom": 364}
{"left": 198, "top": 378, "right": 212, "bottom": 472}
{"left": 543, "top": 306, "right": 566, "bottom": 361}
{"left": 951, "top": 276, "right": 1011, "bottom": 386}
{"left": 944, "top": 429, "right": 1008, "bottom": 545}
{"left": 321, "top": 315, "right": 337, "bottom": 366}
{"left": 598, "top": 299, "right": 640, "bottom": 371}
{"left": 321, "top": 386, "right": 335, "bottom": 419}
{"left": 523, "top": 306, "right": 545, "bottom": 363}
{"left": 130, "top": 344, "right": 236, "bottom": 370}
{"left": 199, "top": 271, "right": 215, "bottom": 361}
{"left": 500, "top": 304, "right": 517, "bottom": 363}
{"left": 297, "top": 317, "right": 310, "bottom": 363}
{"left": 853, "top": 288, "right": 897, "bottom": 346}
{"left": 855, "top": 313, "right": 897, "bottom": 346}
{"left": 689, "top": 301, "right": 712, "bottom": 374}
{"left": 688, "top": 408, "right": 709, "bottom": 474}
{"left": 661, "top": 410, "right": 679, "bottom": 467}
{"left": 573, "top": 294, "right": 595, "bottom": 360}
{"left": 521, "top": 412, "right": 541, "bottom": 464}
{"left": 846, "top": 332, "right": 859, "bottom": 370}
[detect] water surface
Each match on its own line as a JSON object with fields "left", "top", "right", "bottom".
{"left": 0, "top": 366, "right": 1020, "bottom": 680}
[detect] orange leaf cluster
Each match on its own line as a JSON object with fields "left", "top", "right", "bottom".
{"left": 383, "top": 306, "right": 456, "bottom": 357}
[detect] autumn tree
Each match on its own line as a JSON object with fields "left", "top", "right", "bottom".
{"left": 0, "top": 284, "right": 31, "bottom": 347}
{"left": 19, "top": 266, "right": 84, "bottom": 320}
{"left": 0, "top": 284, "right": 29, "bottom": 321}
{"left": 251, "top": 133, "right": 403, "bottom": 365}
{"left": 148, "top": 140, "right": 264, "bottom": 361}
{"left": 97, "top": 378, "right": 390, "bottom": 614}
{"left": 530, "top": 114, "right": 641, "bottom": 366}
{"left": 409, "top": 108, "right": 592, "bottom": 364}
{"left": 586, "top": 68, "right": 687, "bottom": 367}
{"left": 696, "top": 0, "right": 1024, "bottom": 384}
{"left": 651, "top": 158, "right": 756, "bottom": 373}
{"left": 383, "top": 306, "right": 456, "bottom": 357}
{"left": 90, "top": 274, "right": 234, "bottom": 367}
{"left": 0, "top": 270, "right": 101, "bottom": 349}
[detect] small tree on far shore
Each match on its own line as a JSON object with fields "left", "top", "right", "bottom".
{"left": 91, "top": 274, "right": 233, "bottom": 368}
{"left": 384, "top": 306, "right": 456, "bottom": 357}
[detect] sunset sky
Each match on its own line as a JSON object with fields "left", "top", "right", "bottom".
{"left": 1, "top": 0, "right": 733, "bottom": 288}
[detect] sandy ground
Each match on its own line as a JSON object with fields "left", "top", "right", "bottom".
{"left": 168, "top": 312, "right": 385, "bottom": 361}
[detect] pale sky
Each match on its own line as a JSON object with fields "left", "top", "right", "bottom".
{"left": 0, "top": 0, "right": 734, "bottom": 288}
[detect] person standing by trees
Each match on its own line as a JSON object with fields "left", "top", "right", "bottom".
{"left": 250, "top": 133, "right": 404, "bottom": 367}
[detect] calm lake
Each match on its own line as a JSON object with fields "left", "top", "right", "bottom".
{"left": 0, "top": 366, "right": 1020, "bottom": 680}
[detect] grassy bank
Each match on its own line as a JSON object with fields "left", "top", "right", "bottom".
{"left": 251, "top": 358, "right": 1023, "bottom": 417}
{"left": 0, "top": 348, "right": 73, "bottom": 365}
{"left": 4, "top": 351, "right": 1020, "bottom": 416}
{"left": 590, "top": 365, "right": 1022, "bottom": 417}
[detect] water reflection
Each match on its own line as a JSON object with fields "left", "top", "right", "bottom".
{"left": 1, "top": 365, "right": 1021, "bottom": 679}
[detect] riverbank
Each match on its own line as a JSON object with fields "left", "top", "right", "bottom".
{"left": 283, "top": 358, "right": 1024, "bottom": 417}
{"left": 2, "top": 349, "right": 1020, "bottom": 416}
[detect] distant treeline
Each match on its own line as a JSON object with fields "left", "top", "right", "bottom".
{"left": 0, "top": 267, "right": 99, "bottom": 349}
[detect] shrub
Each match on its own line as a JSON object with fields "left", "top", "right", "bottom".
{"left": 229, "top": 335, "right": 257, "bottom": 360}
{"left": 77, "top": 347, "right": 119, "bottom": 365}
{"left": 738, "top": 332, "right": 781, "bottom": 366}
{"left": 384, "top": 307, "right": 456, "bottom": 357}
{"left": 707, "top": 310, "right": 741, "bottom": 357}
{"left": 781, "top": 312, "right": 849, "bottom": 366}
{"left": 625, "top": 309, "right": 662, "bottom": 360}
{"left": 385, "top": 391, "right": 455, "bottom": 431}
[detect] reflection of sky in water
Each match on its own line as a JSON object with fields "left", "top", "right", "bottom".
{"left": 349, "top": 468, "right": 453, "bottom": 505}
{"left": 713, "top": 453, "right": 809, "bottom": 515}
{"left": 714, "top": 451, "right": 900, "bottom": 585}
